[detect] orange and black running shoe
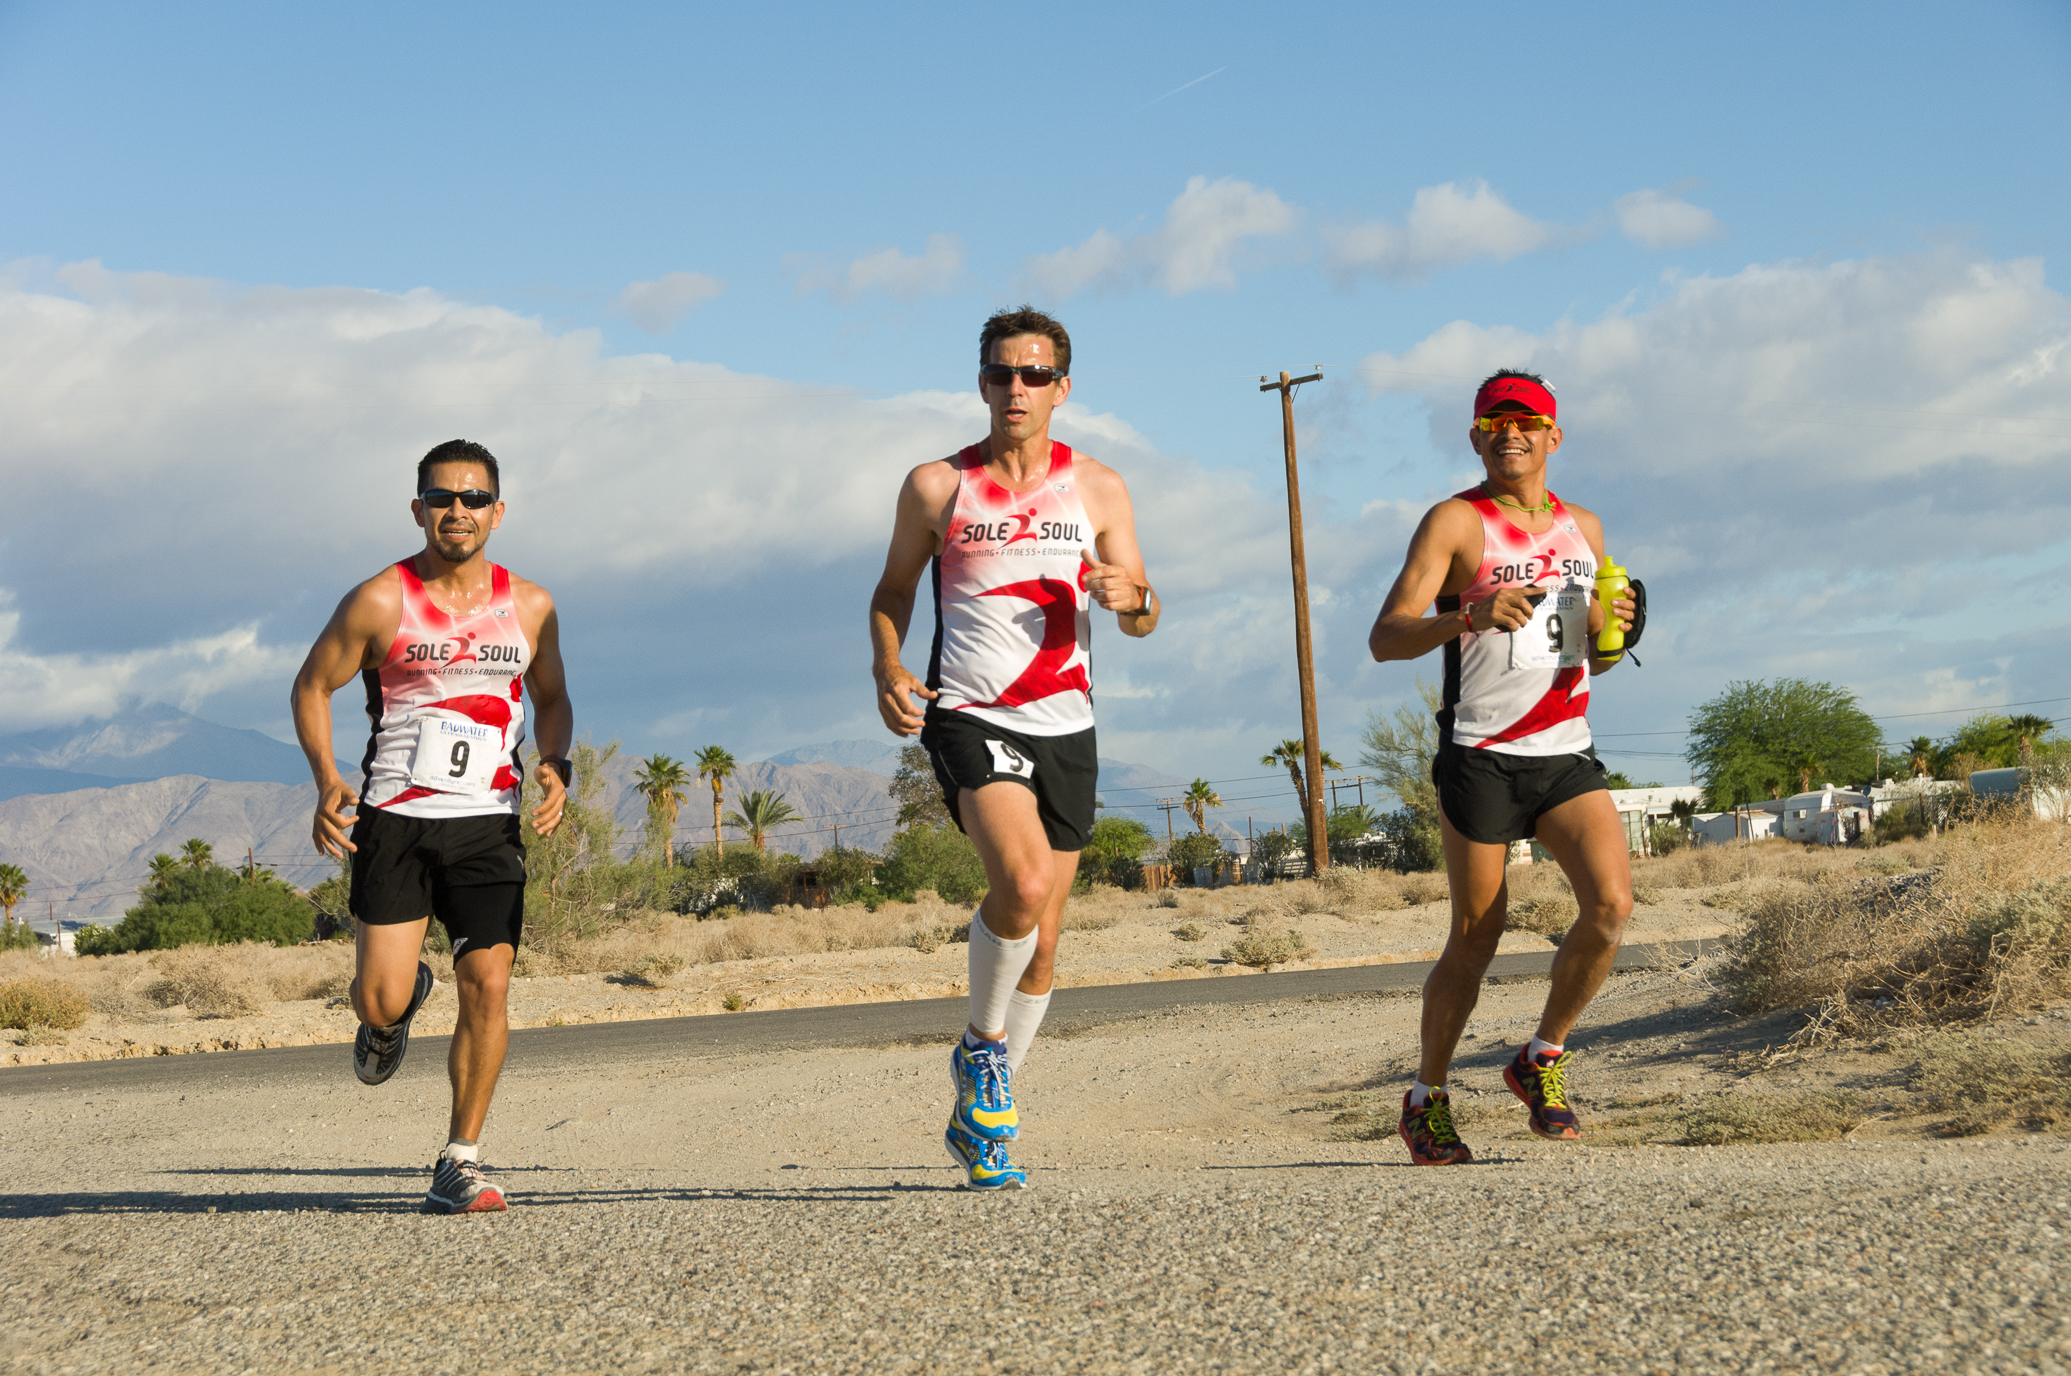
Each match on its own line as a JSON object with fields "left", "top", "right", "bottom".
{"left": 1504, "top": 1047, "right": 1581, "bottom": 1140}
{"left": 1398, "top": 1088, "right": 1474, "bottom": 1166}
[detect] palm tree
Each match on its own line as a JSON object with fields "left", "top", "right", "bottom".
{"left": 2006, "top": 714, "right": 2054, "bottom": 762}
{"left": 1182, "top": 778, "right": 1223, "bottom": 833}
{"left": 147, "top": 853, "right": 181, "bottom": 891}
{"left": 180, "top": 838, "right": 214, "bottom": 872}
{"left": 1261, "top": 739, "right": 1341, "bottom": 819}
{"left": 1907, "top": 736, "right": 1936, "bottom": 778}
{"left": 0, "top": 863, "right": 25, "bottom": 928}
{"left": 695, "top": 746, "right": 738, "bottom": 854}
{"left": 634, "top": 754, "right": 692, "bottom": 865}
{"left": 724, "top": 790, "right": 800, "bottom": 854}
{"left": 1793, "top": 753, "right": 1826, "bottom": 795}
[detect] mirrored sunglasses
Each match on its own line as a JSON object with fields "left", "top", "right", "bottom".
{"left": 980, "top": 364, "right": 1063, "bottom": 388}
{"left": 419, "top": 488, "right": 497, "bottom": 509}
{"left": 1473, "top": 412, "right": 1555, "bottom": 433}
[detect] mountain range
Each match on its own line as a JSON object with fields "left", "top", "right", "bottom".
{"left": 0, "top": 708, "right": 1270, "bottom": 926}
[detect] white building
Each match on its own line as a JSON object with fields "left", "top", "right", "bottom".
{"left": 1692, "top": 808, "right": 1782, "bottom": 846}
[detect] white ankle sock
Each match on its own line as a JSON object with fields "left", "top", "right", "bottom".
{"left": 966, "top": 909, "right": 1038, "bottom": 1039}
{"left": 1528, "top": 1035, "right": 1564, "bottom": 1062}
{"left": 1003, "top": 989, "right": 1051, "bottom": 1073}
{"left": 443, "top": 1138, "right": 479, "bottom": 1163}
{"left": 1409, "top": 1080, "right": 1439, "bottom": 1108}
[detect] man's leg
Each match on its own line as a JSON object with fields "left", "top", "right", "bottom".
{"left": 1417, "top": 814, "right": 1512, "bottom": 1087}
{"left": 1525, "top": 789, "right": 1634, "bottom": 1046}
{"left": 447, "top": 942, "right": 514, "bottom": 1143}
{"left": 959, "top": 782, "right": 1074, "bottom": 1040}
{"left": 351, "top": 917, "right": 430, "bottom": 1028}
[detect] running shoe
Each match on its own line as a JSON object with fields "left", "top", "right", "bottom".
{"left": 1504, "top": 1046, "right": 1582, "bottom": 1140}
{"left": 425, "top": 1154, "right": 507, "bottom": 1214}
{"left": 944, "top": 1119, "right": 1027, "bottom": 1191}
{"left": 1398, "top": 1088, "right": 1474, "bottom": 1166}
{"left": 353, "top": 961, "right": 434, "bottom": 1086}
{"left": 949, "top": 1037, "right": 1017, "bottom": 1141}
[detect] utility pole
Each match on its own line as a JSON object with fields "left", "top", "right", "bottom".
{"left": 1261, "top": 367, "right": 1329, "bottom": 876}
{"left": 1156, "top": 798, "right": 1183, "bottom": 843}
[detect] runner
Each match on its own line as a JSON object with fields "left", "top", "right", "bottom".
{"left": 1367, "top": 370, "right": 1639, "bottom": 1165}
{"left": 869, "top": 307, "right": 1160, "bottom": 1189}
{"left": 291, "top": 439, "right": 573, "bottom": 1213}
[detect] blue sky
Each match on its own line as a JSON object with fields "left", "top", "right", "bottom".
{"left": 1, "top": 0, "right": 2068, "bottom": 805}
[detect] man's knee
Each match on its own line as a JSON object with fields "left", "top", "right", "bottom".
{"left": 1002, "top": 864, "right": 1054, "bottom": 916}
{"left": 1577, "top": 882, "right": 1633, "bottom": 935}
{"left": 454, "top": 951, "right": 512, "bottom": 1013}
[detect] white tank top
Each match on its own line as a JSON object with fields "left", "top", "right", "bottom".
{"left": 1436, "top": 487, "right": 1596, "bottom": 757}
{"left": 926, "top": 441, "right": 1096, "bottom": 737}
{"left": 360, "top": 557, "right": 532, "bottom": 818}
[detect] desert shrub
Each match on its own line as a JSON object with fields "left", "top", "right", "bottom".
{"left": 1080, "top": 816, "right": 1153, "bottom": 889}
{"left": 0, "top": 920, "right": 38, "bottom": 952}
{"left": 876, "top": 824, "right": 988, "bottom": 905}
{"left": 0, "top": 978, "right": 89, "bottom": 1030}
{"left": 813, "top": 845, "right": 882, "bottom": 902}
{"left": 1873, "top": 806, "right": 1933, "bottom": 845}
{"left": 1174, "top": 922, "right": 1206, "bottom": 942}
{"left": 1911, "top": 1036, "right": 2071, "bottom": 1135}
{"left": 1166, "top": 831, "right": 1226, "bottom": 876}
{"left": 81, "top": 864, "right": 316, "bottom": 955}
{"left": 1507, "top": 893, "right": 1578, "bottom": 936}
{"left": 151, "top": 944, "right": 276, "bottom": 1017}
{"left": 1648, "top": 822, "right": 1690, "bottom": 855}
{"left": 1676, "top": 1091, "right": 1869, "bottom": 1145}
{"left": 1251, "top": 829, "right": 1301, "bottom": 874}
{"left": 1400, "top": 872, "right": 1449, "bottom": 906}
{"left": 1221, "top": 928, "right": 1314, "bottom": 970}
{"left": 1377, "top": 807, "right": 1442, "bottom": 873}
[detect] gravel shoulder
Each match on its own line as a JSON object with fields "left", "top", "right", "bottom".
{"left": 4, "top": 955, "right": 2067, "bottom": 1374}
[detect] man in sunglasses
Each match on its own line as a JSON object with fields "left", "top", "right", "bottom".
{"left": 291, "top": 438, "right": 573, "bottom": 1214}
{"left": 869, "top": 306, "right": 1159, "bottom": 1189}
{"left": 1367, "top": 370, "right": 1637, "bottom": 1167}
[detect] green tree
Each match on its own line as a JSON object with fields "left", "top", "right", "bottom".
{"left": 1941, "top": 715, "right": 2019, "bottom": 770}
{"left": 78, "top": 862, "right": 315, "bottom": 954}
{"left": 1262, "top": 738, "right": 1341, "bottom": 820}
{"left": 889, "top": 743, "right": 950, "bottom": 829}
{"left": 724, "top": 790, "right": 800, "bottom": 854}
{"left": 180, "top": 838, "right": 214, "bottom": 871}
{"left": 0, "top": 862, "right": 25, "bottom": 928}
{"left": 876, "top": 824, "right": 989, "bottom": 904}
{"left": 1360, "top": 680, "right": 1441, "bottom": 821}
{"left": 1182, "top": 778, "right": 1223, "bottom": 833}
{"left": 1079, "top": 815, "right": 1154, "bottom": 887}
{"left": 1685, "top": 679, "right": 1881, "bottom": 809}
{"left": 1905, "top": 736, "right": 1937, "bottom": 778}
{"left": 694, "top": 746, "right": 738, "bottom": 854}
{"left": 634, "top": 754, "right": 692, "bottom": 866}
{"left": 1167, "top": 831, "right": 1225, "bottom": 874}
{"left": 2006, "top": 714, "right": 2055, "bottom": 761}
{"left": 147, "top": 853, "right": 181, "bottom": 890}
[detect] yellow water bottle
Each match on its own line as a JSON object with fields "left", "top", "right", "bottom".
{"left": 1594, "top": 559, "right": 1628, "bottom": 661}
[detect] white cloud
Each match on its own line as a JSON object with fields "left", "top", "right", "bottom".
{"left": 1614, "top": 188, "right": 1727, "bottom": 250}
{"left": 1324, "top": 180, "right": 1557, "bottom": 283}
{"left": 1022, "top": 176, "right": 1301, "bottom": 299}
{"left": 790, "top": 233, "right": 966, "bottom": 303}
{"left": 614, "top": 271, "right": 725, "bottom": 334}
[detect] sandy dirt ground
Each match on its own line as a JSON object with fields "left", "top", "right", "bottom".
{"left": 3, "top": 955, "right": 2068, "bottom": 1374}
{"left": 2, "top": 885, "right": 1734, "bottom": 1067}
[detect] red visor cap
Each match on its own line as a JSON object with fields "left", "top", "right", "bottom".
{"left": 1473, "top": 376, "right": 1556, "bottom": 420}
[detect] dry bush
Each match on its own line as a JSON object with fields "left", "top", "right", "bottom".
{"left": 1632, "top": 885, "right": 1662, "bottom": 906}
{"left": 1171, "top": 956, "right": 1209, "bottom": 970}
{"left": 1506, "top": 893, "right": 1578, "bottom": 937}
{"left": 613, "top": 952, "right": 689, "bottom": 988}
{"left": 1911, "top": 1036, "right": 2071, "bottom": 1136}
{"left": 0, "top": 978, "right": 89, "bottom": 1030}
{"left": 1676, "top": 1091, "right": 1870, "bottom": 1145}
{"left": 151, "top": 945, "right": 275, "bottom": 1018}
{"left": 1152, "top": 890, "right": 1183, "bottom": 909}
{"left": 1721, "top": 816, "right": 2071, "bottom": 1034}
{"left": 1399, "top": 873, "right": 1450, "bottom": 906}
{"left": 1221, "top": 928, "right": 1314, "bottom": 970}
{"left": 1173, "top": 922, "right": 1207, "bottom": 942}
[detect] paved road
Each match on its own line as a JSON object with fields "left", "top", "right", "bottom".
{"left": 0, "top": 939, "right": 1714, "bottom": 1095}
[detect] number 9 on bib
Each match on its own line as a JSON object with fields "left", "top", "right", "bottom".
{"left": 408, "top": 716, "right": 505, "bottom": 794}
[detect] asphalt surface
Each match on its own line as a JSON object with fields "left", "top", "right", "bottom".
{"left": 7, "top": 938, "right": 2068, "bottom": 1375}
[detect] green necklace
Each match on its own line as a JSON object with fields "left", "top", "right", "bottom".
{"left": 1482, "top": 484, "right": 1552, "bottom": 516}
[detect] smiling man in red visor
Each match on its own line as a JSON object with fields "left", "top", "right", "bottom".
{"left": 869, "top": 307, "right": 1159, "bottom": 1189}
{"left": 1368, "top": 371, "right": 1638, "bottom": 1166}
{"left": 291, "top": 439, "right": 572, "bottom": 1214}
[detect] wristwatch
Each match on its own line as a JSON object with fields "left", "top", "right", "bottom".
{"left": 1460, "top": 600, "right": 1478, "bottom": 633}
{"left": 1133, "top": 585, "right": 1154, "bottom": 614}
{"left": 539, "top": 756, "right": 573, "bottom": 787}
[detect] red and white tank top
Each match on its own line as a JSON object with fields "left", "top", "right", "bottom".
{"left": 360, "top": 558, "right": 531, "bottom": 818}
{"left": 1436, "top": 488, "right": 1597, "bottom": 757}
{"left": 926, "top": 441, "right": 1096, "bottom": 737}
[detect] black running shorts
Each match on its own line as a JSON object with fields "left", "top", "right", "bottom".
{"left": 921, "top": 710, "right": 1097, "bottom": 853}
{"left": 1432, "top": 744, "right": 1610, "bottom": 846}
{"left": 349, "top": 807, "right": 526, "bottom": 954}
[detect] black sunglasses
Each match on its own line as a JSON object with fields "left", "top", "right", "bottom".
{"left": 980, "top": 364, "right": 1064, "bottom": 388}
{"left": 420, "top": 488, "right": 497, "bottom": 510}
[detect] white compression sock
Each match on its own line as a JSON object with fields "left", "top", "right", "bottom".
{"left": 1409, "top": 1080, "right": 1439, "bottom": 1108}
{"left": 1003, "top": 989, "right": 1051, "bottom": 1073}
{"left": 1528, "top": 1035, "right": 1564, "bottom": 1062}
{"left": 966, "top": 909, "right": 1038, "bottom": 1039}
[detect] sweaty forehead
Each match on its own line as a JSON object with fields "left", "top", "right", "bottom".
{"left": 988, "top": 334, "right": 1055, "bottom": 366}
{"left": 425, "top": 461, "right": 494, "bottom": 494}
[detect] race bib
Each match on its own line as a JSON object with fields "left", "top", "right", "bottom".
{"left": 407, "top": 716, "right": 505, "bottom": 793}
{"left": 1509, "top": 582, "right": 1589, "bottom": 670}
{"left": 985, "top": 738, "right": 1036, "bottom": 780}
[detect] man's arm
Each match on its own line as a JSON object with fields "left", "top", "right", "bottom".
{"left": 868, "top": 463, "right": 955, "bottom": 736}
{"left": 290, "top": 573, "right": 399, "bottom": 858}
{"left": 516, "top": 581, "right": 571, "bottom": 837}
{"left": 1077, "top": 458, "right": 1159, "bottom": 638}
{"left": 1369, "top": 501, "right": 1543, "bottom": 661}
{"left": 1564, "top": 505, "right": 1635, "bottom": 676}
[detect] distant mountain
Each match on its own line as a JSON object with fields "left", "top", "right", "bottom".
{"left": 763, "top": 740, "right": 906, "bottom": 775}
{"left": 0, "top": 704, "right": 344, "bottom": 788}
{"left": 0, "top": 765, "right": 151, "bottom": 803}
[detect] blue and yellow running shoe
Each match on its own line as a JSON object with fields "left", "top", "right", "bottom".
{"left": 944, "top": 1119, "right": 1027, "bottom": 1191}
{"left": 949, "top": 1037, "right": 1017, "bottom": 1141}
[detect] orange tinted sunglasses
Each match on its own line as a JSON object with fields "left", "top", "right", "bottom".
{"left": 1474, "top": 412, "right": 1555, "bottom": 433}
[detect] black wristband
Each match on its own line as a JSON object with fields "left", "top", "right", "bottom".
{"left": 539, "top": 757, "right": 572, "bottom": 787}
